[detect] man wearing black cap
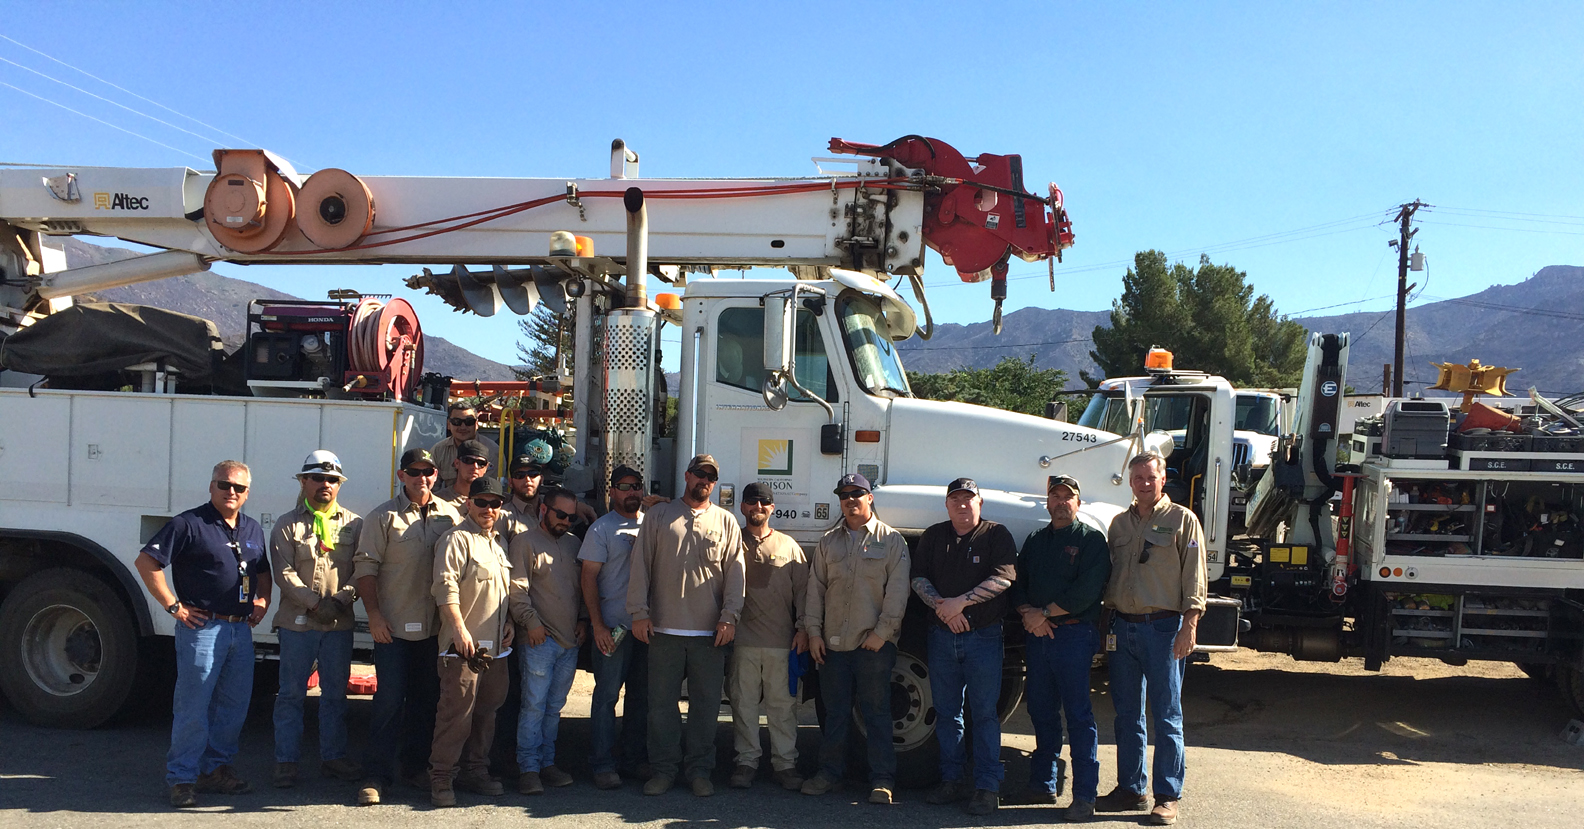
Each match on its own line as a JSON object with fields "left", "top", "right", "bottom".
{"left": 801, "top": 472, "right": 910, "bottom": 805}
{"left": 1007, "top": 474, "right": 1111, "bottom": 820}
{"left": 434, "top": 439, "right": 491, "bottom": 511}
{"left": 352, "top": 447, "right": 460, "bottom": 806}
{"left": 727, "top": 482, "right": 808, "bottom": 791}
{"left": 580, "top": 464, "right": 654, "bottom": 789}
{"left": 499, "top": 456, "right": 547, "bottom": 537}
{"left": 627, "top": 453, "right": 745, "bottom": 798}
{"left": 912, "top": 477, "right": 1018, "bottom": 815}
{"left": 432, "top": 403, "right": 499, "bottom": 488}
{"left": 428, "top": 477, "right": 515, "bottom": 807}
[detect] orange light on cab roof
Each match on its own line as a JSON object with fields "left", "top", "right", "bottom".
{"left": 1144, "top": 346, "right": 1173, "bottom": 372}
{"left": 654, "top": 293, "right": 682, "bottom": 310}
{"left": 575, "top": 235, "right": 595, "bottom": 257}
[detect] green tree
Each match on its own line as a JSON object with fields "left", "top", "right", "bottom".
{"left": 514, "top": 304, "right": 572, "bottom": 379}
{"left": 907, "top": 355, "right": 1075, "bottom": 419}
{"left": 1089, "top": 251, "right": 1307, "bottom": 387}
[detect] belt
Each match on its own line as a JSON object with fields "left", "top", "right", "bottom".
{"left": 1116, "top": 610, "right": 1181, "bottom": 623}
{"left": 178, "top": 603, "right": 247, "bottom": 623}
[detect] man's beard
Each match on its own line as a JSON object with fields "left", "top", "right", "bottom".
{"left": 746, "top": 513, "right": 769, "bottom": 529}
{"left": 620, "top": 495, "right": 642, "bottom": 513}
{"left": 688, "top": 482, "right": 711, "bottom": 502}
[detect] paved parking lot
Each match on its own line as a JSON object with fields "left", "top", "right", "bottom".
{"left": 2, "top": 650, "right": 1582, "bottom": 828}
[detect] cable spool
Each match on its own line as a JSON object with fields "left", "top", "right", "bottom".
{"left": 346, "top": 297, "right": 423, "bottom": 400}
{"left": 203, "top": 149, "right": 299, "bottom": 253}
{"left": 297, "top": 168, "right": 375, "bottom": 249}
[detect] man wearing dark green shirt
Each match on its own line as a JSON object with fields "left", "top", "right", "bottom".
{"left": 1008, "top": 474, "right": 1111, "bottom": 821}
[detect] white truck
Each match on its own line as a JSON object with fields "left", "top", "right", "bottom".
{"left": 0, "top": 136, "right": 1199, "bottom": 779}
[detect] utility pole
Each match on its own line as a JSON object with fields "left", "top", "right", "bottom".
{"left": 1390, "top": 200, "right": 1428, "bottom": 397}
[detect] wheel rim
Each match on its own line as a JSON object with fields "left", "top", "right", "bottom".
{"left": 853, "top": 650, "right": 936, "bottom": 752}
{"left": 20, "top": 604, "right": 102, "bottom": 697}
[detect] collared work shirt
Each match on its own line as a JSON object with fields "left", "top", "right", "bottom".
{"left": 497, "top": 493, "right": 541, "bottom": 542}
{"left": 803, "top": 516, "right": 910, "bottom": 652}
{"left": 1012, "top": 520, "right": 1111, "bottom": 624}
{"left": 508, "top": 524, "right": 585, "bottom": 649}
{"left": 1104, "top": 494, "right": 1208, "bottom": 616}
{"left": 431, "top": 434, "right": 500, "bottom": 487}
{"left": 432, "top": 516, "right": 513, "bottom": 656}
{"left": 432, "top": 484, "right": 471, "bottom": 514}
{"left": 738, "top": 529, "right": 808, "bottom": 649}
{"left": 141, "top": 502, "right": 268, "bottom": 617}
{"left": 912, "top": 519, "right": 1019, "bottom": 631}
{"left": 271, "top": 502, "right": 362, "bottom": 632}
{"left": 353, "top": 491, "right": 461, "bottom": 640}
{"left": 626, "top": 499, "right": 745, "bottom": 634}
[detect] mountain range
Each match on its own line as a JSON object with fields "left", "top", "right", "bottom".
{"left": 898, "top": 266, "right": 1584, "bottom": 395}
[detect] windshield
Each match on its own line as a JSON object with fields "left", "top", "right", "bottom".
{"left": 1236, "top": 394, "right": 1281, "bottom": 436}
{"left": 1077, "top": 391, "right": 1134, "bottom": 435}
{"left": 838, "top": 293, "right": 911, "bottom": 396}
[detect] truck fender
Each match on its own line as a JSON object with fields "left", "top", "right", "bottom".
{"left": 0, "top": 529, "right": 155, "bottom": 636}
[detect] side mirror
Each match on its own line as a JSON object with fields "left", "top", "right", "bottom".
{"left": 762, "top": 375, "right": 789, "bottom": 411}
{"left": 762, "top": 295, "right": 793, "bottom": 376}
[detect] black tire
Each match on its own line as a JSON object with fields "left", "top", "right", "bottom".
{"left": 1515, "top": 662, "right": 1552, "bottom": 682}
{"left": 1562, "top": 666, "right": 1584, "bottom": 719}
{"left": 0, "top": 568, "right": 140, "bottom": 728}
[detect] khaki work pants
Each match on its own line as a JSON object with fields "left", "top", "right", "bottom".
{"left": 730, "top": 645, "right": 798, "bottom": 771}
{"left": 429, "top": 655, "right": 509, "bottom": 785}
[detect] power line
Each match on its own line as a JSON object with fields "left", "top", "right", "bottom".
{"left": 0, "top": 80, "right": 208, "bottom": 163}
{"left": 0, "top": 55, "right": 223, "bottom": 155}
{"left": 1418, "top": 219, "right": 1584, "bottom": 237}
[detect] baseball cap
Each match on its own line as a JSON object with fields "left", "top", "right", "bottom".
{"left": 946, "top": 477, "right": 978, "bottom": 497}
{"left": 611, "top": 464, "right": 643, "bottom": 484}
{"left": 456, "top": 439, "right": 490, "bottom": 463}
{"left": 298, "top": 450, "right": 347, "bottom": 481}
{"left": 687, "top": 454, "right": 719, "bottom": 475}
{"left": 399, "top": 447, "right": 436, "bottom": 469}
{"left": 833, "top": 472, "right": 872, "bottom": 495}
{"left": 468, "top": 477, "right": 508, "bottom": 499}
{"left": 741, "top": 482, "right": 774, "bottom": 504}
{"left": 510, "top": 455, "right": 545, "bottom": 473}
{"left": 1047, "top": 474, "right": 1081, "bottom": 496}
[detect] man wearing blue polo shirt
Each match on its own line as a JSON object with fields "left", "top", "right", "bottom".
{"left": 135, "top": 460, "right": 271, "bottom": 809}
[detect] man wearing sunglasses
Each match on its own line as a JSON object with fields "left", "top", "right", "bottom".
{"left": 352, "top": 448, "right": 461, "bottom": 806}
{"left": 1097, "top": 454, "right": 1207, "bottom": 826}
{"left": 499, "top": 456, "right": 598, "bottom": 542}
{"left": 270, "top": 451, "right": 365, "bottom": 790}
{"left": 428, "top": 477, "right": 516, "bottom": 808}
{"left": 579, "top": 465, "right": 656, "bottom": 789}
{"left": 912, "top": 477, "right": 1018, "bottom": 816}
{"left": 728, "top": 482, "right": 808, "bottom": 792}
{"left": 801, "top": 472, "right": 910, "bottom": 806}
{"left": 626, "top": 453, "right": 744, "bottom": 798}
{"left": 434, "top": 440, "right": 492, "bottom": 512}
{"left": 431, "top": 403, "right": 499, "bottom": 488}
{"left": 507, "top": 487, "right": 587, "bottom": 795}
{"left": 135, "top": 460, "right": 270, "bottom": 808}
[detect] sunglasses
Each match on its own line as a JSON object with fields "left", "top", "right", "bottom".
{"left": 458, "top": 458, "right": 489, "bottom": 467}
{"left": 689, "top": 469, "right": 718, "bottom": 482}
{"left": 546, "top": 505, "right": 574, "bottom": 520}
{"left": 449, "top": 417, "right": 477, "bottom": 427}
{"left": 304, "top": 474, "right": 341, "bottom": 484}
{"left": 213, "top": 481, "right": 248, "bottom": 494}
{"left": 509, "top": 469, "right": 543, "bottom": 479}
{"left": 403, "top": 466, "right": 438, "bottom": 477}
{"left": 611, "top": 482, "right": 643, "bottom": 492}
{"left": 743, "top": 497, "right": 773, "bottom": 507}
{"left": 472, "top": 497, "right": 505, "bottom": 510}
{"left": 837, "top": 489, "right": 868, "bottom": 501}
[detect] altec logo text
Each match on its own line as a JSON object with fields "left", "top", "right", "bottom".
{"left": 93, "top": 192, "right": 150, "bottom": 210}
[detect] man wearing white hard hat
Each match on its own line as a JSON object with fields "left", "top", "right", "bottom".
{"left": 269, "top": 450, "right": 364, "bottom": 788}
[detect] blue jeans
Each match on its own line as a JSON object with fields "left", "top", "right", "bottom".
{"left": 517, "top": 637, "right": 579, "bottom": 772}
{"left": 1109, "top": 615, "right": 1187, "bottom": 799}
{"left": 817, "top": 642, "right": 896, "bottom": 785}
{"left": 589, "top": 635, "right": 648, "bottom": 774}
{"left": 364, "top": 635, "right": 440, "bottom": 784}
{"left": 927, "top": 625, "right": 1005, "bottom": 791}
{"left": 167, "top": 618, "right": 255, "bottom": 786}
{"left": 274, "top": 628, "right": 353, "bottom": 763}
{"left": 1026, "top": 622, "right": 1100, "bottom": 800}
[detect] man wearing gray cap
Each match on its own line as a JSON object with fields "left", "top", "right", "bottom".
{"left": 912, "top": 477, "right": 1018, "bottom": 815}
{"left": 801, "top": 472, "right": 910, "bottom": 805}
{"left": 353, "top": 447, "right": 460, "bottom": 806}
{"left": 1007, "top": 474, "right": 1111, "bottom": 820}
{"left": 434, "top": 439, "right": 491, "bottom": 512}
{"left": 728, "top": 482, "right": 808, "bottom": 792}
{"left": 270, "top": 450, "right": 364, "bottom": 789}
{"left": 627, "top": 453, "right": 745, "bottom": 798}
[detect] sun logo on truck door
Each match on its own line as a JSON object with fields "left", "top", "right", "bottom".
{"left": 758, "top": 439, "right": 793, "bottom": 476}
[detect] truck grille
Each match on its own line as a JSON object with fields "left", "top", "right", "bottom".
{"left": 1233, "top": 442, "right": 1252, "bottom": 468}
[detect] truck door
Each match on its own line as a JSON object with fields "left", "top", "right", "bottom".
{"left": 696, "top": 298, "right": 844, "bottom": 532}
{"left": 1143, "top": 385, "right": 1233, "bottom": 576}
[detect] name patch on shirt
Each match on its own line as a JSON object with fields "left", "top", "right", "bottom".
{"left": 406, "top": 622, "right": 424, "bottom": 633}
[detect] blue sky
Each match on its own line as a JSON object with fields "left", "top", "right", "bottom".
{"left": 3, "top": 2, "right": 1581, "bottom": 371}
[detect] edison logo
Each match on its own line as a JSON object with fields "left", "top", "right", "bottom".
{"left": 93, "top": 192, "right": 150, "bottom": 210}
{"left": 757, "top": 439, "right": 793, "bottom": 476}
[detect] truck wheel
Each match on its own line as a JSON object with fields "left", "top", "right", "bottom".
{"left": 1562, "top": 666, "right": 1584, "bottom": 719}
{"left": 1514, "top": 662, "right": 1552, "bottom": 682}
{"left": 0, "top": 568, "right": 139, "bottom": 728}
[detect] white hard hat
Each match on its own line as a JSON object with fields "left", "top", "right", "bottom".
{"left": 297, "top": 450, "right": 347, "bottom": 480}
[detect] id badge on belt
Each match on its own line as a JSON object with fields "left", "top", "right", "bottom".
{"left": 237, "top": 559, "right": 250, "bottom": 603}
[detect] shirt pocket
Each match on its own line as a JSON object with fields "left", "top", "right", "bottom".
{"left": 698, "top": 529, "right": 726, "bottom": 563}
{"left": 1143, "top": 529, "right": 1176, "bottom": 561}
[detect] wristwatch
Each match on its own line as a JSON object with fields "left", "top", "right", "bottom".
{"left": 1041, "top": 607, "right": 1053, "bottom": 618}
{"left": 167, "top": 601, "right": 182, "bottom": 616}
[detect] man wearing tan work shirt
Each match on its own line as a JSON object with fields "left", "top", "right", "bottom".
{"left": 627, "top": 453, "right": 744, "bottom": 798}
{"left": 1096, "top": 453, "right": 1207, "bottom": 827}
{"left": 800, "top": 472, "right": 910, "bottom": 806}
{"left": 352, "top": 447, "right": 460, "bottom": 806}
{"left": 727, "top": 482, "right": 808, "bottom": 792}
{"left": 428, "top": 477, "right": 515, "bottom": 808}
{"left": 431, "top": 403, "right": 499, "bottom": 488}
{"left": 508, "top": 487, "right": 586, "bottom": 796}
{"left": 434, "top": 439, "right": 492, "bottom": 511}
{"left": 270, "top": 450, "right": 363, "bottom": 789}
